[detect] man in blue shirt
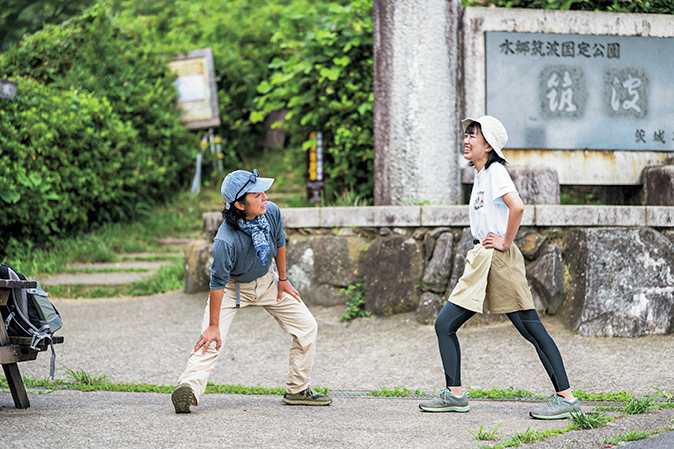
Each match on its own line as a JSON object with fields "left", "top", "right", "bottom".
{"left": 172, "top": 169, "right": 332, "bottom": 413}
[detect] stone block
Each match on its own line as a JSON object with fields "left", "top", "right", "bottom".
{"left": 509, "top": 167, "right": 560, "bottom": 205}
{"left": 362, "top": 235, "right": 424, "bottom": 316}
{"left": 421, "top": 232, "right": 454, "bottom": 294}
{"left": 373, "top": 206, "right": 420, "bottom": 227}
{"left": 517, "top": 232, "right": 547, "bottom": 260}
{"left": 646, "top": 206, "right": 674, "bottom": 227}
{"left": 416, "top": 292, "right": 444, "bottom": 325}
{"left": 281, "top": 207, "right": 321, "bottom": 228}
{"left": 447, "top": 228, "right": 474, "bottom": 295}
{"left": 321, "top": 207, "right": 375, "bottom": 227}
{"left": 420, "top": 206, "right": 470, "bottom": 227}
{"left": 645, "top": 166, "right": 674, "bottom": 206}
{"left": 525, "top": 243, "right": 566, "bottom": 314}
{"left": 184, "top": 239, "right": 212, "bottom": 294}
{"left": 286, "top": 234, "right": 369, "bottom": 307}
{"left": 535, "top": 206, "right": 646, "bottom": 227}
{"left": 562, "top": 227, "right": 674, "bottom": 337}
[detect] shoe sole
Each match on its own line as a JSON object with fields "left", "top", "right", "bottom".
{"left": 529, "top": 410, "right": 573, "bottom": 420}
{"left": 172, "top": 384, "right": 194, "bottom": 413}
{"left": 282, "top": 398, "right": 333, "bottom": 406}
{"left": 419, "top": 404, "right": 470, "bottom": 413}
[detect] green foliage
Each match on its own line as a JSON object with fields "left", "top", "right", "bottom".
{"left": 63, "top": 365, "right": 109, "bottom": 385}
{"left": 602, "top": 430, "right": 655, "bottom": 446}
{"left": 110, "top": 0, "right": 335, "bottom": 165}
{"left": 462, "top": 0, "right": 674, "bottom": 14}
{"left": 573, "top": 389, "right": 633, "bottom": 402}
{"left": 252, "top": 0, "right": 374, "bottom": 202}
{"left": 623, "top": 396, "right": 655, "bottom": 415}
{"left": 339, "top": 282, "right": 371, "bottom": 321}
{"left": 0, "top": 4, "right": 196, "bottom": 246}
{"left": 467, "top": 386, "right": 544, "bottom": 400}
{"left": 0, "top": 0, "right": 96, "bottom": 51}
{"left": 368, "top": 386, "right": 417, "bottom": 397}
{"left": 468, "top": 421, "right": 503, "bottom": 441}
{"left": 569, "top": 410, "right": 613, "bottom": 429}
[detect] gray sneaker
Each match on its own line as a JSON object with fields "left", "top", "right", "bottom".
{"left": 282, "top": 387, "right": 333, "bottom": 406}
{"left": 172, "top": 383, "right": 195, "bottom": 413}
{"left": 419, "top": 388, "right": 470, "bottom": 412}
{"left": 529, "top": 395, "right": 580, "bottom": 419}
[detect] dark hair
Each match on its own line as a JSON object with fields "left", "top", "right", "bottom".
{"left": 222, "top": 195, "right": 248, "bottom": 230}
{"left": 464, "top": 121, "right": 506, "bottom": 170}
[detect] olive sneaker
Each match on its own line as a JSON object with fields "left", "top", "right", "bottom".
{"left": 419, "top": 388, "right": 470, "bottom": 412}
{"left": 282, "top": 387, "right": 332, "bottom": 406}
{"left": 529, "top": 395, "right": 580, "bottom": 420}
{"left": 172, "top": 383, "right": 195, "bottom": 414}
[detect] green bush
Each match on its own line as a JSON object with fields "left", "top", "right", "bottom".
{"left": 0, "top": 77, "right": 142, "bottom": 241}
{"left": 251, "top": 0, "right": 374, "bottom": 201}
{"left": 110, "top": 0, "right": 335, "bottom": 164}
{"left": 0, "top": 4, "right": 197, "bottom": 246}
{"left": 462, "top": 0, "right": 673, "bottom": 14}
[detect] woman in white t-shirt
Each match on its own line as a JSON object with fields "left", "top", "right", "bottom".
{"left": 419, "top": 116, "right": 579, "bottom": 420}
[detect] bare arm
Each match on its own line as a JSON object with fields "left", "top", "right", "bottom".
{"left": 274, "top": 245, "right": 301, "bottom": 303}
{"left": 482, "top": 191, "right": 524, "bottom": 251}
{"left": 194, "top": 288, "right": 224, "bottom": 355}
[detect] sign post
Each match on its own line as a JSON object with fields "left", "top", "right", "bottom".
{"left": 307, "top": 132, "right": 325, "bottom": 204}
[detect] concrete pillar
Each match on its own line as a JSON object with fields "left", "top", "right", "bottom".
{"left": 373, "top": 0, "right": 462, "bottom": 206}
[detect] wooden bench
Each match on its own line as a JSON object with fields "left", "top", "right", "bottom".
{"left": 0, "top": 279, "right": 64, "bottom": 409}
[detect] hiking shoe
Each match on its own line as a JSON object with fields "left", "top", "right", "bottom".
{"left": 282, "top": 387, "right": 332, "bottom": 406}
{"left": 529, "top": 395, "right": 580, "bottom": 420}
{"left": 419, "top": 388, "right": 470, "bottom": 412}
{"left": 172, "top": 383, "right": 195, "bottom": 413}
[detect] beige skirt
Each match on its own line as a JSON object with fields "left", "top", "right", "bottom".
{"left": 449, "top": 242, "right": 534, "bottom": 314}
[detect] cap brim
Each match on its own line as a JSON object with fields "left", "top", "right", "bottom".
{"left": 461, "top": 118, "right": 477, "bottom": 132}
{"left": 243, "top": 177, "right": 274, "bottom": 195}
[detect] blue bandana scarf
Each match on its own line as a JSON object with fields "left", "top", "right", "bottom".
{"left": 238, "top": 214, "right": 271, "bottom": 264}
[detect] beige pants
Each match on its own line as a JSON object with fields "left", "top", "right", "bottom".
{"left": 177, "top": 269, "right": 317, "bottom": 404}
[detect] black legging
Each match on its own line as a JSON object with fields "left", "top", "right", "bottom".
{"left": 434, "top": 302, "right": 570, "bottom": 392}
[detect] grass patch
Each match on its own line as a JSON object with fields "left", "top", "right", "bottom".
{"left": 601, "top": 429, "right": 655, "bottom": 445}
{"left": 623, "top": 396, "right": 655, "bottom": 415}
{"left": 485, "top": 427, "right": 568, "bottom": 448}
{"left": 368, "top": 386, "right": 426, "bottom": 397}
{"left": 467, "top": 386, "right": 544, "bottom": 400}
{"left": 46, "top": 261, "right": 185, "bottom": 298}
{"left": 468, "top": 421, "right": 503, "bottom": 441}
{"left": 339, "top": 283, "right": 371, "bottom": 321}
{"left": 1, "top": 372, "right": 330, "bottom": 396}
{"left": 570, "top": 410, "right": 613, "bottom": 430}
{"left": 573, "top": 389, "right": 633, "bottom": 402}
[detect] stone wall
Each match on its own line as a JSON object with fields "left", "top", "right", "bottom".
{"left": 186, "top": 204, "right": 674, "bottom": 337}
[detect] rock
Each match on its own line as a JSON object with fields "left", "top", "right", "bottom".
{"left": 517, "top": 232, "right": 547, "bottom": 260}
{"left": 423, "top": 227, "right": 451, "bottom": 261}
{"left": 525, "top": 243, "right": 566, "bottom": 314}
{"left": 645, "top": 165, "right": 674, "bottom": 206}
{"left": 286, "top": 234, "right": 368, "bottom": 307}
{"left": 562, "top": 227, "right": 674, "bottom": 337}
{"left": 447, "top": 228, "right": 474, "bottom": 295}
{"left": 184, "top": 239, "right": 212, "bottom": 294}
{"left": 416, "top": 292, "right": 444, "bottom": 324}
{"left": 421, "top": 232, "right": 454, "bottom": 293}
{"left": 509, "top": 167, "right": 560, "bottom": 205}
{"left": 362, "top": 235, "right": 424, "bottom": 316}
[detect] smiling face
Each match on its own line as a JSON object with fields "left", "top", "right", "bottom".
{"left": 463, "top": 122, "right": 492, "bottom": 172}
{"left": 235, "top": 191, "right": 268, "bottom": 220}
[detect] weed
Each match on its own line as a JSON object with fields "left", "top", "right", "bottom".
{"left": 573, "top": 389, "right": 633, "bottom": 402}
{"left": 569, "top": 410, "right": 612, "bottom": 430}
{"left": 339, "top": 283, "right": 371, "bottom": 321}
{"left": 592, "top": 405, "right": 622, "bottom": 412}
{"left": 623, "top": 396, "right": 654, "bottom": 415}
{"left": 468, "top": 421, "right": 503, "bottom": 441}
{"left": 601, "top": 429, "right": 654, "bottom": 445}
{"left": 329, "top": 188, "right": 372, "bottom": 207}
{"left": 651, "top": 386, "right": 674, "bottom": 400}
{"left": 368, "top": 386, "right": 415, "bottom": 397}
{"left": 63, "top": 366, "right": 108, "bottom": 386}
{"left": 467, "top": 386, "right": 543, "bottom": 400}
{"left": 503, "top": 427, "right": 546, "bottom": 446}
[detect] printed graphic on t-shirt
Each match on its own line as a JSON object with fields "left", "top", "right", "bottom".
{"left": 473, "top": 191, "right": 485, "bottom": 210}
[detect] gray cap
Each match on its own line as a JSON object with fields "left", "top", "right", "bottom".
{"left": 221, "top": 169, "right": 274, "bottom": 209}
{"left": 462, "top": 115, "right": 508, "bottom": 161}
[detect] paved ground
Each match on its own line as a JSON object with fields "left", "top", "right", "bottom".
{"left": 2, "top": 285, "right": 673, "bottom": 448}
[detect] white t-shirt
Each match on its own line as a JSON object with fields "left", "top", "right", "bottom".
{"left": 469, "top": 163, "right": 517, "bottom": 240}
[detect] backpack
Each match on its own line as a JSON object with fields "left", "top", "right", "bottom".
{"left": 0, "top": 264, "right": 62, "bottom": 378}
